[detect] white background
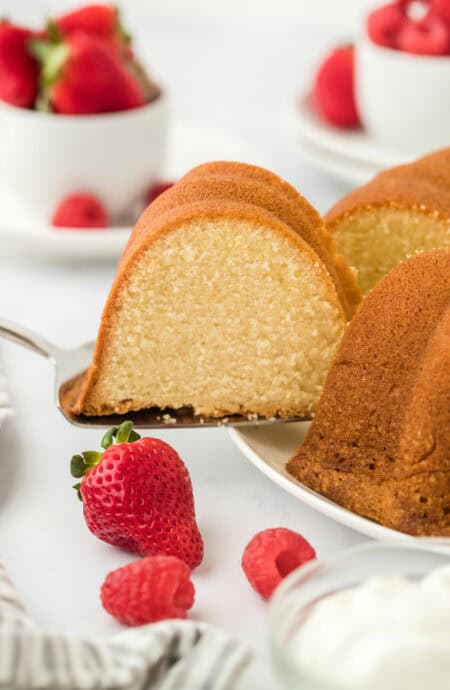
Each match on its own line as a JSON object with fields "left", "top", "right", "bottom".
{"left": 2, "top": 0, "right": 376, "bottom": 26}
{"left": 0, "top": 1, "right": 376, "bottom": 688}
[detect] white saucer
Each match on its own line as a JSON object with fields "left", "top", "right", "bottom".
{"left": 0, "top": 120, "right": 265, "bottom": 261}
{"left": 229, "top": 424, "right": 450, "bottom": 546}
{"left": 290, "top": 93, "right": 418, "bottom": 185}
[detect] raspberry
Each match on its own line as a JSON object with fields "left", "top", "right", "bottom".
{"left": 398, "top": 15, "right": 450, "bottom": 54}
{"left": 52, "top": 192, "right": 109, "bottom": 228}
{"left": 101, "top": 555, "right": 195, "bottom": 626}
{"left": 242, "top": 528, "right": 316, "bottom": 600}
{"left": 146, "top": 180, "right": 175, "bottom": 205}
{"left": 431, "top": 0, "right": 450, "bottom": 26}
{"left": 367, "top": 3, "right": 406, "bottom": 48}
{"left": 313, "top": 45, "right": 360, "bottom": 128}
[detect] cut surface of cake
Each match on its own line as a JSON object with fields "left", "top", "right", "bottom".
{"left": 325, "top": 148, "right": 450, "bottom": 294}
{"left": 183, "top": 161, "right": 361, "bottom": 317}
{"left": 67, "top": 163, "right": 356, "bottom": 419}
{"left": 287, "top": 249, "right": 450, "bottom": 536}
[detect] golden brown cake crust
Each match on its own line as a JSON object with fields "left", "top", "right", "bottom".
{"left": 67, "top": 198, "right": 346, "bottom": 417}
{"left": 184, "top": 161, "right": 323, "bottom": 228}
{"left": 325, "top": 147, "right": 450, "bottom": 228}
{"left": 287, "top": 248, "right": 450, "bottom": 537}
{"left": 184, "top": 162, "right": 361, "bottom": 316}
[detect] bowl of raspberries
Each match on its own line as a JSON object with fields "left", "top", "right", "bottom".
{"left": 0, "top": 4, "right": 168, "bottom": 227}
{"left": 312, "top": 0, "right": 450, "bottom": 155}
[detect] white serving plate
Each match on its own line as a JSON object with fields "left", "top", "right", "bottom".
{"left": 0, "top": 119, "right": 266, "bottom": 261}
{"left": 290, "top": 93, "right": 419, "bottom": 184}
{"left": 229, "top": 423, "right": 450, "bottom": 546}
{"left": 0, "top": 359, "right": 12, "bottom": 430}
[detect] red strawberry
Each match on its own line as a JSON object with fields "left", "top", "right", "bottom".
{"left": 0, "top": 22, "right": 39, "bottom": 107}
{"left": 367, "top": 3, "right": 406, "bottom": 48}
{"left": 50, "top": 5, "right": 161, "bottom": 102}
{"left": 52, "top": 192, "right": 109, "bottom": 228}
{"left": 29, "top": 33, "right": 147, "bottom": 114}
{"left": 242, "top": 528, "right": 316, "bottom": 600}
{"left": 431, "top": 0, "right": 450, "bottom": 26}
{"left": 53, "top": 4, "right": 123, "bottom": 42}
{"left": 146, "top": 180, "right": 175, "bottom": 205}
{"left": 398, "top": 14, "right": 450, "bottom": 54}
{"left": 71, "top": 422, "right": 204, "bottom": 569}
{"left": 101, "top": 555, "right": 195, "bottom": 626}
{"left": 313, "top": 45, "right": 360, "bottom": 128}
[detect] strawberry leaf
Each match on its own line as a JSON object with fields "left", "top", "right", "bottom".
{"left": 28, "top": 37, "right": 53, "bottom": 63}
{"left": 46, "top": 20, "right": 62, "bottom": 44}
{"left": 102, "top": 422, "right": 141, "bottom": 448}
{"left": 41, "top": 42, "right": 69, "bottom": 86}
{"left": 71, "top": 451, "right": 102, "bottom": 479}
{"left": 116, "top": 420, "right": 134, "bottom": 443}
{"left": 71, "top": 454, "right": 86, "bottom": 478}
{"left": 29, "top": 38, "right": 68, "bottom": 86}
{"left": 72, "top": 482, "right": 82, "bottom": 502}
{"left": 101, "top": 426, "right": 118, "bottom": 450}
{"left": 82, "top": 450, "right": 103, "bottom": 465}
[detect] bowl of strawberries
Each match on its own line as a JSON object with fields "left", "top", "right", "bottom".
{"left": 356, "top": 0, "right": 450, "bottom": 153}
{"left": 0, "top": 4, "right": 168, "bottom": 227}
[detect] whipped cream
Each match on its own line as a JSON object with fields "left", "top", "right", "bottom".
{"left": 292, "top": 565, "right": 450, "bottom": 690}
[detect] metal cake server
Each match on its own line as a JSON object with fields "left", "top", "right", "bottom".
{"left": 0, "top": 318, "right": 307, "bottom": 429}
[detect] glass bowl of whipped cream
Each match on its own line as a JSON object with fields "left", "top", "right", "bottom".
{"left": 270, "top": 541, "right": 450, "bottom": 690}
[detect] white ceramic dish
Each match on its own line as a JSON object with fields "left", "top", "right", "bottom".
{"left": 0, "top": 119, "right": 265, "bottom": 260}
{"left": 356, "top": 36, "right": 450, "bottom": 155}
{"left": 229, "top": 423, "right": 450, "bottom": 545}
{"left": 292, "top": 131, "right": 377, "bottom": 186}
{"left": 290, "top": 93, "right": 419, "bottom": 184}
{"left": 0, "top": 94, "right": 169, "bottom": 221}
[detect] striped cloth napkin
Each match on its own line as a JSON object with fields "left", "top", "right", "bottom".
{"left": 0, "top": 562, "right": 251, "bottom": 689}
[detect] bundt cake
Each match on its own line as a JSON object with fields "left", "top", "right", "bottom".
{"left": 67, "top": 162, "right": 359, "bottom": 419}
{"left": 325, "top": 148, "right": 450, "bottom": 294}
{"left": 287, "top": 248, "right": 450, "bottom": 536}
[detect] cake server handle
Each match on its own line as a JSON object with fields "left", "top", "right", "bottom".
{"left": 0, "top": 318, "right": 63, "bottom": 362}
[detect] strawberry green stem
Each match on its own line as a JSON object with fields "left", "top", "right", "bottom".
{"left": 45, "top": 20, "right": 62, "bottom": 44}
{"left": 116, "top": 8, "right": 131, "bottom": 44}
{"left": 101, "top": 421, "right": 141, "bottom": 448}
{"left": 70, "top": 421, "right": 141, "bottom": 493}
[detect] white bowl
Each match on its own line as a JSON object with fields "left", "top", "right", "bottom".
{"left": 0, "top": 93, "right": 169, "bottom": 224}
{"left": 356, "top": 36, "right": 450, "bottom": 155}
{"left": 270, "top": 541, "right": 450, "bottom": 690}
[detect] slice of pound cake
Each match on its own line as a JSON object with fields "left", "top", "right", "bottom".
{"left": 67, "top": 163, "right": 359, "bottom": 419}
{"left": 288, "top": 249, "right": 450, "bottom": 536}
{"left": 326, "top": 148, "right": 450, "bottom": 294}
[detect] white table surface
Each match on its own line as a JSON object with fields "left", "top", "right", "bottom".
{"left": 0, "top": 10, "right": 365, "bottom": 689}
